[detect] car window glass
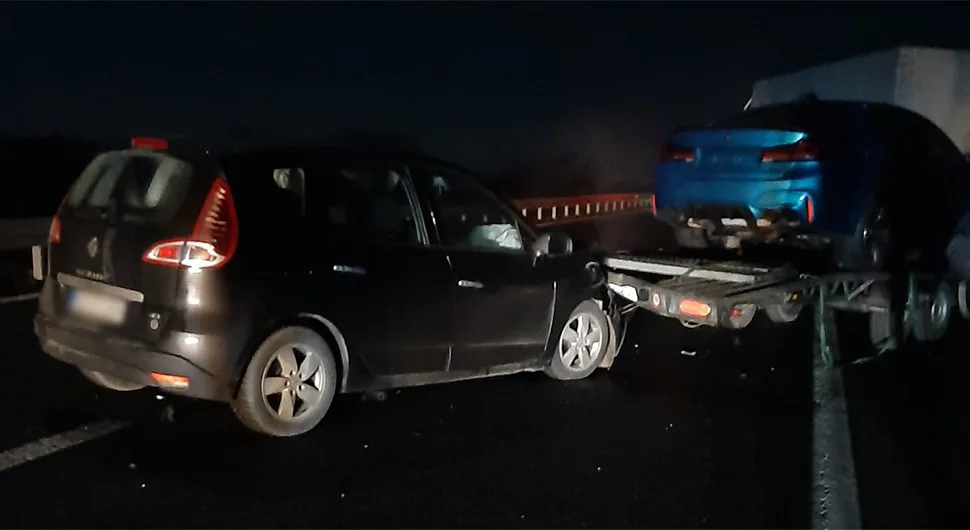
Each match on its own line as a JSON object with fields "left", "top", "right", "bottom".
{"left": 66, "top": 149, "right": 195, "bottom": 224}
{"left": 304, "top": 162, "right": 422, "bottom": 246}
{"left": 413, "top": 166, "right": 526, "bottom": 253}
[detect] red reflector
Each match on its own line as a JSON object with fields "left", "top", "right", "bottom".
{"left": 806, "top": 196, "right": 815, "bottom": 223}
{"left": 151, "top": 372, "right": 189, "bottom": 388}
{"left": 650, "top": 194, "right": 658, "bottom": 215}
{"left": 761, "top": 139, "right": 819, "bottom": 163}
{"left": 131, "top": 137, "right": 169, "bottom": 150}
{"left": 660, "top": 142, "right": 695, "bottom": 163}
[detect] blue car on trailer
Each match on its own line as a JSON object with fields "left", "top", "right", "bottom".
{"left": 652, "top": 98, "right": 970, "bottom": 272}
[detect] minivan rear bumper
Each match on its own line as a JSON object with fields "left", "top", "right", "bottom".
{"left": 34, "top": 315, "right": 232, "bottom": 402}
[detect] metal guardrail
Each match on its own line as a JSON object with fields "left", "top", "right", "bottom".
{"left": 511, "top": 193, "right": 654, "bottom": 228}
{"left": 0, "top": 194, "right": 656, "bottom": 287}
{"left": 0, "top": 194, "right": 656, "bottom": 249}
{"left": 0, "top": 218, "right": 52, "bottom": 251}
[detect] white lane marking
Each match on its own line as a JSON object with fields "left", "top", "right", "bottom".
{"left": 0, "top": 420, "right": 129, "bottom": 473}
{"left": 812, "top": 359, "right": 862, "bottom": 529}
{"left": 0, "top": 292, "right": 40, "bottom": 304}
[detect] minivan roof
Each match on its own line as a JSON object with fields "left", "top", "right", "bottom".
{"left": 98, "top": 137, "right": 492, "bottom": 185}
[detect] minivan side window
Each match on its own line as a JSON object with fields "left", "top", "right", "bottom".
{"left": 304, "top": 162, "right": 423, "bottom": 246}
{"left": 410, "top": 165, "right": 529, "bottom": 253}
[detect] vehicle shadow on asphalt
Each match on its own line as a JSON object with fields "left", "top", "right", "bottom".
{"left": 608, "top": 312, "right": 816, "bottom": 529}
{"left": 838, "top": 312, "right": 965, "bottom": 529}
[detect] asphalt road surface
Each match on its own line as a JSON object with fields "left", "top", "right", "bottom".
{"left": 0, "top": 215, "right": 963, "bottom": 528}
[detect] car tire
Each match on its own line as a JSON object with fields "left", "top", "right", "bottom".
{"left": 79, "top": 368, "right": 146, "bottom": 392}
{"left": 912, "top": 282, "right": 953, "bottom": 343}
{"left": 232, "top": 326, "right": 338, "bottom": 437}
{"left": 834, "top": 198, "right": 891, "bottom": 271}
{"left": 764, "top": 301, "right": 803, "bottom": 324}
{"left": 674, "top": 226, "right": 710, "bottom": 250}
{"left": 545, "top": 300, "right": 611, "bottom": 381}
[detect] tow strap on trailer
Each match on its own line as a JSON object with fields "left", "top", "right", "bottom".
{"left": 802, "top": 273, "right": 917, "bottom": 369}
{"left": 800, "top": 274, "right": 839, "bottom": 369}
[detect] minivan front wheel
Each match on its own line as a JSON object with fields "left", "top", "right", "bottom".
{"left": 233, "top": 327, "right": 338, "bottom": 437}
{"left": 545, "top": 300, "right": 611, "bottom": 381}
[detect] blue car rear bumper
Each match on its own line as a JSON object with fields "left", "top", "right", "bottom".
{"left": 655, "top": 174, "right": 819, "bottom": 225}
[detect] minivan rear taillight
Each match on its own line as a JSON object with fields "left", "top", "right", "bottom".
{"left": 142, "top": 178, "right": 239, "bottom": 269}
{"left": 49, "top": 194, "right": 68, "bottom": 245}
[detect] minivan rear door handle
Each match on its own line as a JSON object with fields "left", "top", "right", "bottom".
{"left": 333, "top": 264, "right": 366, "bottom": 275}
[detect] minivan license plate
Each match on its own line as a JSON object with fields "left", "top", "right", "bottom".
{"left": 68, "top": 290, "right": 127, "bottom": 325}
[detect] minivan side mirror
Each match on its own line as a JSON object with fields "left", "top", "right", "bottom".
{"left": 533, "top": 232, "right": 574, "bottom": 262}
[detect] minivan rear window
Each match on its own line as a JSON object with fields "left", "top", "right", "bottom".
{"left": 66, "top": 150, "right": 195, "bottom": 223}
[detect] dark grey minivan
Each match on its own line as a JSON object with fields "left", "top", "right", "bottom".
{"left": 34, "top": 137, "right": 620, "bottom": 437}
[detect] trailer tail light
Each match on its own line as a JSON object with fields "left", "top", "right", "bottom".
{"left": 679, "top": 299, "right": 712, "bottom": 318}
{"left": 761, "top": 139, "right": 819, "bottom": 163}
{"left": 805, "top": 196, "right": 815, "bottom": 223}
{"left": 660, "top": 142, "right": 695, "bottom": 163}
{"left": 143, "top": 178, "right": 239, "bottom": 269}
{"left": 650, "top": 194, "right": 658, "bottom": 215}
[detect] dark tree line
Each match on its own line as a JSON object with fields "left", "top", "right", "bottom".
{"left": 0, "top": 134, "right": 99, "bottom": 218}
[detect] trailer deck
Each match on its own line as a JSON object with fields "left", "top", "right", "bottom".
{"left": 602, "top": 250, "right": 960, "bottom": 368}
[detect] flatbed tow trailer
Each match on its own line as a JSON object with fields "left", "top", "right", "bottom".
{"left": 602, "top": 250, "right": 968, "bottom": 367}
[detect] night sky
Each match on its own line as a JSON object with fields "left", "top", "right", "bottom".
{"left": 1, "top": 1, "right": 966, "bottom": 185}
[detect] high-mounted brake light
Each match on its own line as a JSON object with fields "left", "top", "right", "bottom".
{"left": 49, "top": 193, "right": 69, "bottom": 245}
{"left": 131, "top": 137, "right": 169, "bottom": 151}
{"left": 761, "top": 139, "right": 819, "bottom": 163}
{"left": 142, "top": 178, "right": 239, "bottom": 269}
{"left": 659, "top": 142, "right": 695, "bottom": 163}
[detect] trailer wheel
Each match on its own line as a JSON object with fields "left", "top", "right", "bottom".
{"left": 912, "top": 282, "right": 953, "bottom": 343}
{"left": 868, "top": 310, "right": 897, "bottom": 350}
{"left": 958, "top": 281, "right": 970, "bottom": 320}
{"left": 765, "top": 302, "right": 803, "bottom": 324}
{"left": 722, "top": 304, "right": 757, "bottom": 330}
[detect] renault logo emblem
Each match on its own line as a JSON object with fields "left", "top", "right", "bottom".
{"left": 87, "top": 237, "right": 99, "bottom": 258}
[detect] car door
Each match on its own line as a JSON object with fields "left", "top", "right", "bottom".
{"left": 299, "top": 154, "right": 454, "bottom": 376}
{"left": 409, "top": 162, "right": 556, "bottom": 371}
